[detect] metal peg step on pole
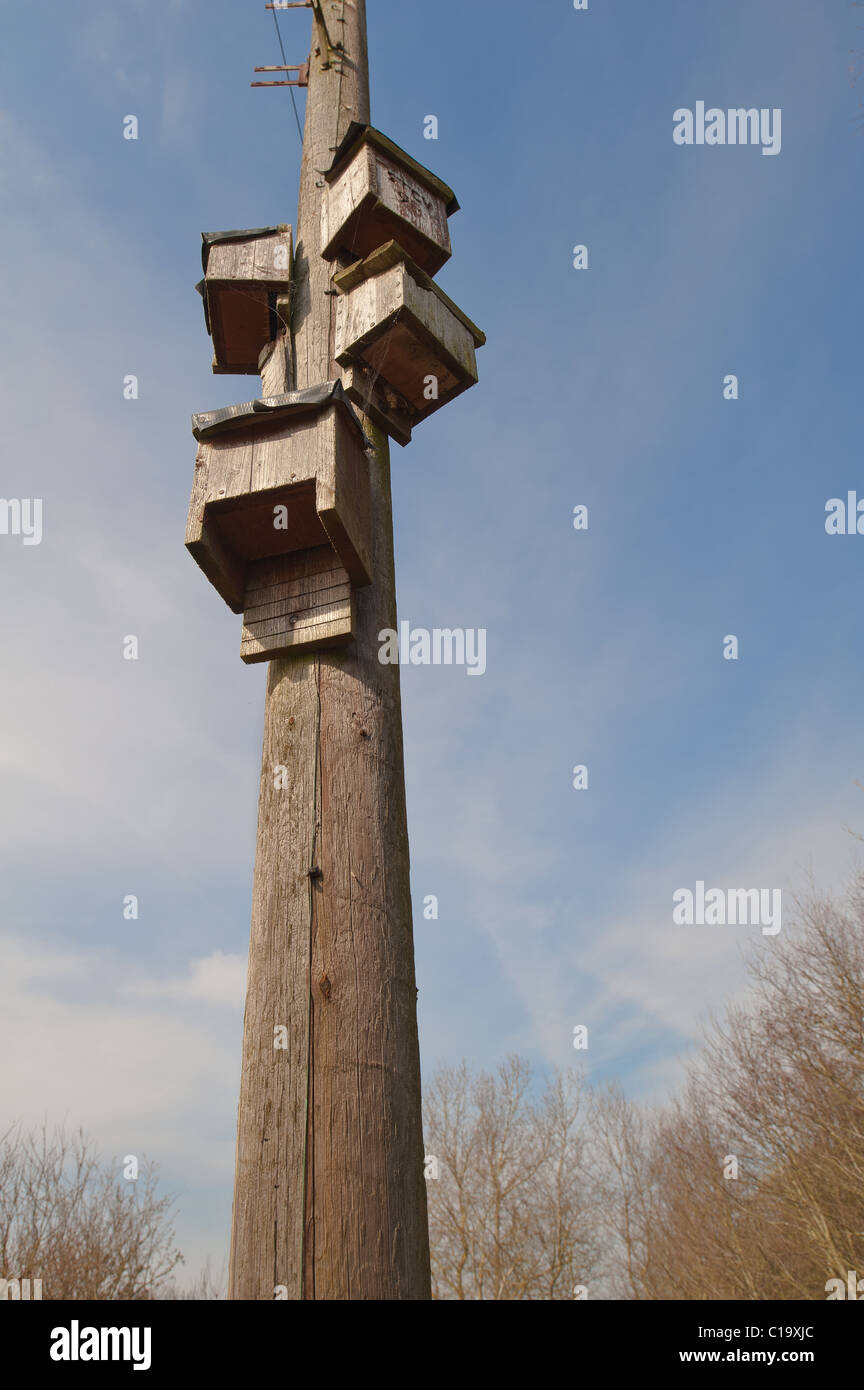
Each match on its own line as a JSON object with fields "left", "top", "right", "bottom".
{"left": 251, "top": 61, "right": 309, "bottom": 87}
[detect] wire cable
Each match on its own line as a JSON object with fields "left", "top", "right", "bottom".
{"left": 271, "top": 7, "right": 304, "bottom": 143}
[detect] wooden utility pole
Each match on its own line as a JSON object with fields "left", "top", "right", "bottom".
{"left": 227, "top": 0, "right": 432, "bottom": 1299}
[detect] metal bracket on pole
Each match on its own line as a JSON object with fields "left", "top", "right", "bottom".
{"left": 265, "top": 0, "right": 338, "bottom": 49}
{"left": 264, "top": 0, "right": 341, "bottom": 72}
{"left": 251, "top": 62, "right": 309, "bottom": 87}
{"left": 310, "top": 0, "right": 343, "bottom": 70}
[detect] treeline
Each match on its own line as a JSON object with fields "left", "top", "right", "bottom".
{"left": 425, "top": 876, "right": 864, "bottom": 1299}
{"left": 2, "top": 877, "right": 861, "bottom": 1299}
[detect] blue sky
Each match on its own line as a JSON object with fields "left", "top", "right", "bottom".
{"left": 1, "top": 0, "right": 862, "bottom": 1283}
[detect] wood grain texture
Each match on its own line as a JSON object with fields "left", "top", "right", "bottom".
{"left": 333, "top": 247, "right": 483, "bottom": 432}
{"left": 205, "top": 227, "right": 294, "bottom": 285}
{"left": 315, "top": 406, "right": 373, "bottom": 586}
{"left": 228, "top": 0, "right": 431, "bottom": 1302}
{"left": 186, "top": 400, "right": 372, "bottom": 609}
{"left": 322, "top": 139, "right": 452, "bottom": 273}
{"left": 185, "top": 446, "right": 247, "bottom": 613}
{"left": 241, "top": 547, "right": 353, "bottom": 664}
{"left": 338, "top": 362, "right": 414, "bottom": 447}
{"left": 259, "top": 313, "right": 294, "bottom": 395}
{"left": 207, "top": 228, "right": 293, "bottom": 374}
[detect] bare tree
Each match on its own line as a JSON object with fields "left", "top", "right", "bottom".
{"left": 164, "top": 1256, "right": 226, "bottom": 1301}
{"left": 0, "top": 1122, "right": 182, "bottom": 1300}
{"left": 424, "top": 1056, "right": 602, "bottom": 1299}
{"left": 591, "top": 1083, "right": 654, "bottom": 1299}
{"left": 594, "top": 874, "right": 864, "bottom": 1299}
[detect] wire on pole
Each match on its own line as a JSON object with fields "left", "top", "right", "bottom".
{"left": 265, "top": 2, "right": 305, "bottom": 140}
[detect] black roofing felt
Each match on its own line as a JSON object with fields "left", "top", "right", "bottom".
{"left": 199, "top": 225, "right": 290, "bottom": 273}
{"left": 191, "top": 381, "right": 372, "bottom": 449}
{"left": 195, "top": 225, "right": 292, "bottom": 333}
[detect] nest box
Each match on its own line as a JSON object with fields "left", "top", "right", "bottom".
{"left": 322, "top": 123, "right": 458, "bottom": 276}
{"left": 196, "top": 226, "right": 293, "bottom": 375}
{"left": 185, "top": 383, "right": 371, "bottom": 662}
{"left": 333, "top": 241, "right": 486, "bottom": 446}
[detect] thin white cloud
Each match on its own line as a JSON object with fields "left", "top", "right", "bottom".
{"left": 127, "top": 950, "right": 247, "bottom": 1008}
{"left": 2, "top": 934, "right": 241, "bottom": 1177}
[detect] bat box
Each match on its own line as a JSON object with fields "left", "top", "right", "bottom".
{"left": 333, "top": 241, "right": 485, "bottom": 446}
{"left": 239, "top": 546, "right": 355, "bottom": 664}
{"left": 185, "top": 383, "right": 372, "bottom": 660}
{"left": 196, "top": 225, "right": 293, "bottom": 375}
{"left": 322, "top": 123, "right": 458, "bottom": 276}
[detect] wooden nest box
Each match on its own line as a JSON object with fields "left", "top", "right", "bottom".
{"left": 197, "top": 226, "right": 293, "bottom": 375}
{"left": 185, "top": 383, "right": 372, "bottom": 663}
{"left": 322, "top": 123, "right": 458, "bottom": 275}
{"left": 334, "top": 241, "right": 486, "bottom": 446}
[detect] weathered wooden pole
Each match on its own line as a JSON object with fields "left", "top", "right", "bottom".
{"left": 227, "top": 0, "right": 432, "bottom": 1300}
